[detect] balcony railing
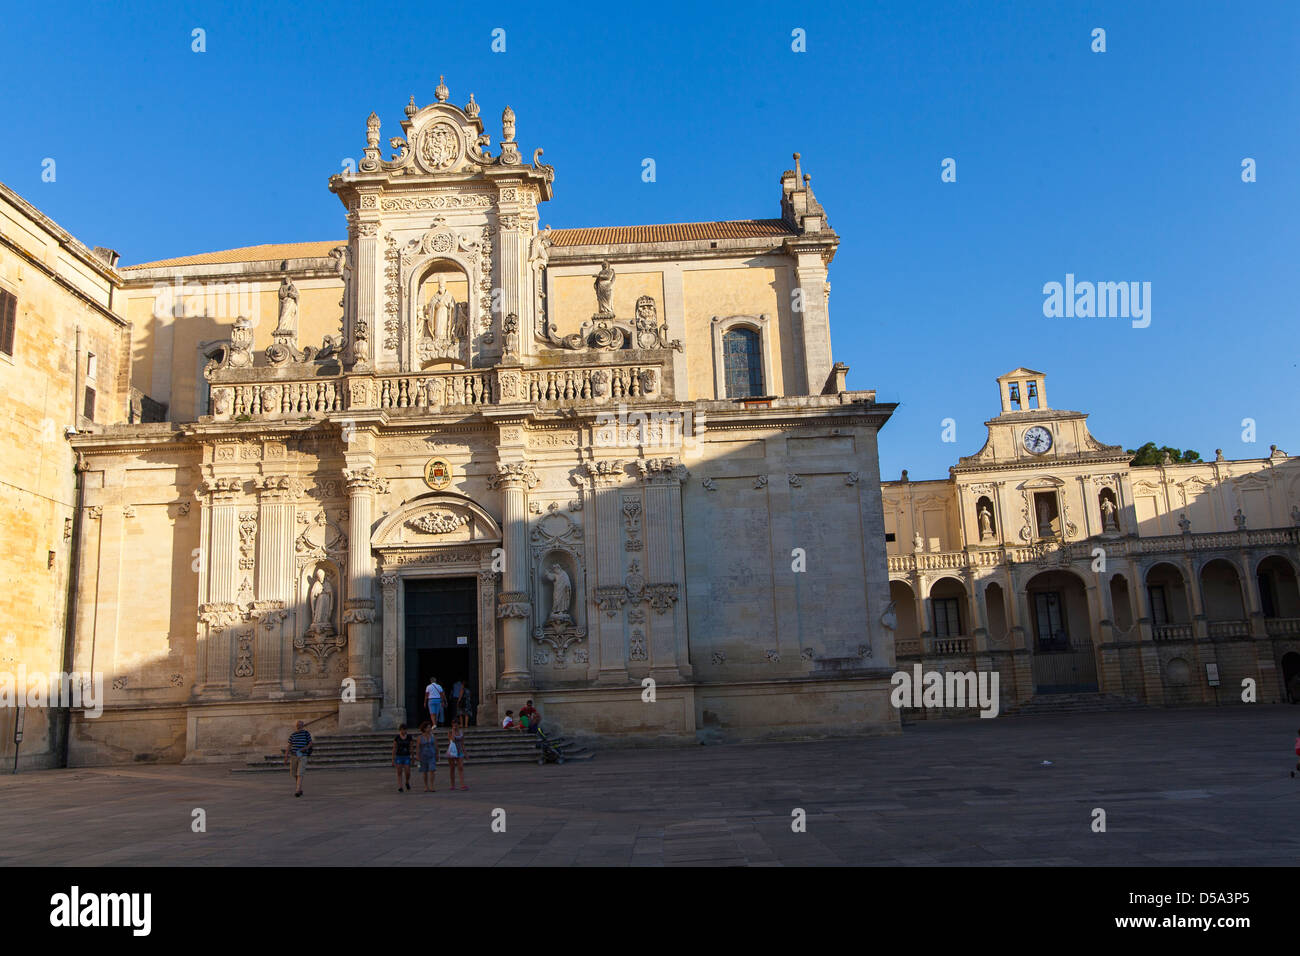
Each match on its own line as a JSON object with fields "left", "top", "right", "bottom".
{"left": 1206, "top": 620, "right": 1252, "bottom": 639}
{"left": 1264, "top": 618, "right": 1300, "bottom": 637}
{"left": 1153, "top": 624, "right": 1193, "bottom": 641}
{"left": 205, "top": 360, "right": 667, "bottom": 422}
{"left": 888, "top": 527, "right": 1299, "bottom": 574}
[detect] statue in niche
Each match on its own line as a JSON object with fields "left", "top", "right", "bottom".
{"left": 425, "top": 277, "right": 458, "bottom": 341}
{"left": 276, "top": 276, "right": 299, "bottom": 337}
{"left": 977, "top": 504, "right": 994, "bottom": 540}
{"left": 545, "top": 564, "right": 573, "bottom": 624}
{"left": 594, "top": 260, "right": 615, "bottom": 316}
{"left": 529, "top": 225, "right": 552, "bottom": 338}
{"left": 308, "top": 568, "right": 335, "bottom": 635}
{"left": 1100, "top": 495, "right": 1118, "bottom": 532}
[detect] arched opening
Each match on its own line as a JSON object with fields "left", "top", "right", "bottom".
{"left": 722, "top": 326, "right": 764, "bottom": 398}
{"left": 1109, "top": 573, "right": 1134, "bottom": 633}
{"left": 1025, "top": 569, "right": 1097, "bottom": 693}
{"left": 1145, "top": 562, "right": 1191, "bottom": 637}
{"left": 985, "top": 581, "right": 1009, "bottom": 644}
{"left": 927, "top": 577, "right": 968, "bottom": 649}
{"left": 889, "top": 580, "right": 919, "bottom": 655}
{"left": 975, "top": 495, "right": 997, "bottom": 542}
{"left": 1164, "top": 655, "right": 1195, "bottom": 705}
{"left": 415, "top": 259, "right": 471, "bottom": 368}
{"left": 1258, "top": 556, "right": 1300, "bottom": 619}
{"left": 1200, "top": 558, "right": 1247, "bottom": 627}
{"left": 1281, "top": 652, "right": 1300, "bottom": 704}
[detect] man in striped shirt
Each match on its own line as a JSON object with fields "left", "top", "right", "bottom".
{"left": 284, "top": 721, "right": 313, "bottom": 797}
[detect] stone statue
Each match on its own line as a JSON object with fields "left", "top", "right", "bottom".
{"left": 1292, "top": 505, "right": 1300, "bottom": 527}
{"left": 977, "top": 504, "right": 994, "bottom": 540}
{"left": 1178, "top": 513, "right": 1192, "bottom": 534}
{"left": 1100, "top": 496, "right": 1118, "bottom": 531}
{"left": 276, "top": 276, "right": 299, "bottom": 336}
{"left": 594, "top": 260, "right": 615, "bottom": 316}
{"left": 425, "top": 278, "right": 457, "bottom": 342}
{"left": 308, "top": 568, "right": 334, "bottom": 633}
{"left": 546, "top": 564, "right": 572, "bottom": 623}
{"left": 1233, "top": 508, "right": 1247, "bottom": 530}
{"left": 529, "top": 225, "right": 553, "bottom": 337}
{"left": 912, "top": 531, "right": 924, "bottom": 553}
{"left": 502, "top": 106, "right": 516, "bottom": 144}
{"left": 528, "top": 224, "right": 553, "bottom": 268}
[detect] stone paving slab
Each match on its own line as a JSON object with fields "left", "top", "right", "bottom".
{"left": 0, "top": 705, "right": 1297, "bottom": 866}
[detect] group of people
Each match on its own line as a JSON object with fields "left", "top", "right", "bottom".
{"left": 423, "top": 675, "right": 472, "bottom": 729}
{"left": 281, "top": 681, "right": 547, "bottom": 797}
{"left": 392, "top": 720, "right": 466, "bottom": 793}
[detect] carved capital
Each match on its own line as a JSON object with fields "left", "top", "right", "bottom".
{"left": 200, "top": 476, "right": 243, "bottom": 501}
{"left": 580, "top": 459, "right": 626, "bottom": 487}
{"left": 488, "top": 462, "right": 540, "bottom": 491}
{"left": 593, "top": 585, "right": 628, "bottom": 618}
{"left": 199, "top": 601, "right": 243, "bottom": 630}
{"left": 379, "top": 572, "right": 399, "bottom": 591}
{"left": 344, "top": 466, "right": 387, "bottom": 495}
{"left": 636, "top": 457, "right": 688, "bottom": 485}
{"left": 258, "top": 474, "right": 304, "bottom": 501}
{"left": 496, "top": 591, "right": 531, "bottom": 618}
{"left": 646, "top": 583, "right": 679, "bottom": 613}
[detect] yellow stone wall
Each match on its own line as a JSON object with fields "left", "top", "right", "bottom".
{"left": 550, "top": 271, "right": 664, "bottom": 334}
{"left": 120, "top": 274, "right": 345, "bottom": 422}
{"left": 0, "top": 187, "right": 128, "bottom": 768}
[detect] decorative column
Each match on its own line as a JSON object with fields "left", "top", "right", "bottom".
{"left": 340, "top": 462, "right": 383, "bottom": 727}
{"left": 636, "top": 457, "right": 690, "bottom": 681}
{"left": 1130, "top": 564, "right": 1165, "bottom": 704}
{"left": 379, "top": 572, "right": 402, "bottom": 727}
{"left": 349, "top": 216, "right": 380, "bottom": 370}
{"left": 198, "top": 475, "right": 242, "bottom": 698}
{"left": 791, "top": 246, "right": 833, "bottom": 394}
{"left": 584, "top": 459, "right": 630, "bottom": 684}
{"left": 489, "top": 461, "right": 538, "bottom": 688}
{"left": 253, "top": 475, "right": 298, "bottom": 696}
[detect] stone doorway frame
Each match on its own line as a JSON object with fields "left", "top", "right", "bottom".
{"left": 373, "top": 495, "right": 502, "bottom": 729}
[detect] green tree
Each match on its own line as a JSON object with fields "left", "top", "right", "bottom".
{"left": 1125, "top": 442, "right": 1202, "bottom": 466}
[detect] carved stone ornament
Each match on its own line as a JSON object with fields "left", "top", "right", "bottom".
{"left": 496, "top": 591, "right": 531, "bottom": 619}
{"left": 646, "top": 583, "right": 679, "bottom": 613}
{"left": 581, "top": 459, "right": 625, "bottom": 486}
{"left": 636, "top": 458, "right": 688, "bottom": 484}
{"left": 406, "top": 511, "right": 469, "bottom": 535}
{"left": 489, "top": 462, "right": 540, "bottom": 490}
{"left": 594, "top": 585, "right": 628, "bottom": 618}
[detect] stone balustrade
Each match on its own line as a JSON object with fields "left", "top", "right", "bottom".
{"left": 887, "top": 526, "right": 1299, "bottom": 574}
{"left": 204, "top": 359, "right": 667, "bottom": 422}
{"left": 1153, "top": 624, "right": 1194, "bottom": 641}
{"left": 1265, "top": 618, "right": 1300, "bottom": 637}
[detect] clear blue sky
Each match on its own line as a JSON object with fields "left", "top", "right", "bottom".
{"left": 2, "top": 0, "right": 1295, "bottom": 479}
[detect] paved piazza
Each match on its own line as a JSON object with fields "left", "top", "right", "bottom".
{"left": 2, "top": 707, "right": 1296, "bottom": 867}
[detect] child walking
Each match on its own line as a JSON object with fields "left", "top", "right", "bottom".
{"left": 392, "top": 724, "right": 414, "bottom": 792}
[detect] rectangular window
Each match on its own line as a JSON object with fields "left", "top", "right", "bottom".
{"left": 86, "top": 351, "right": 97, "bottom": 381}
{"left": 1034, "top": 591, "right": 1066, "bottom": 647}
{"left": 1258, "top": 573, "right": 1276, "bottom": 618}
{"left": 0, "top": 288, "right": 16, "bottom": 356}
{"left": 1148, "top": 585, "right": 1169, "bottom": 627}
{"left": 932, "top": 598, "right": 962, "bottom": 638}
{"left": 83, "top": 386, "right": 96, "bottom": 421}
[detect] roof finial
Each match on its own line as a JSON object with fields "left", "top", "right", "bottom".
{"left": 465, "top": 93, "right": 480, "bottom": 119}
{"left": 435, "top": 75, "right": 449, "bottom": 103}
{"left": 405, "top": 95, "right": 418, "bottom": 118}
{"left": 502, "top": 105, "right": 516, "bottom": 144}
{"left": 793, "top": 152, "right": 802, "bottom": 180}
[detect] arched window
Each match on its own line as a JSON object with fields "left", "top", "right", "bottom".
{"left": 722, "top": 327, "right": 763, "bottom": 398}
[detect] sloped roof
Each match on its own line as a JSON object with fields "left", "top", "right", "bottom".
{"left": 549, "top": 219, "right": 795, "bottom": 246}
{"left": 121, "top": 219, "right": 797, "bottom": 270}
{"left": 122, "top": 241, "right": 345, "bottom": 270}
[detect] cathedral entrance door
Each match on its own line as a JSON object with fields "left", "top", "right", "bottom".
{"left": 404, "top": 576, "right": 478, "bottom": 727}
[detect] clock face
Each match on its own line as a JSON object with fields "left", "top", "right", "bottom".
{"left": 1023, "top": 426, "right": 1053, "bottom": 455}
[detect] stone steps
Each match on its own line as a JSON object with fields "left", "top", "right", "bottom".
{"left": 1006, "top": 692, "right": 1148, "bottom": 717}
{"left": 233, "top": 727, "right": 594, "bottom": 773}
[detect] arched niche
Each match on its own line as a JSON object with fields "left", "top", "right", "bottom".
{"left": 975, "top": 494, "right": 997, "bottom": 542}
{"left": 412, "top": 258, "right": 471, "bottom": 370}
{"left": 529, "top": 506, "right": 587, "bottom": 647}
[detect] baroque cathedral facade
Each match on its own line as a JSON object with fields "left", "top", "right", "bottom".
{"left": 12, "top": 85, "right": 897, "bottom": 765}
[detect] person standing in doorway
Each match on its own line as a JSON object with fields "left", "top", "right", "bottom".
{"left": 284, "top": 720, "right": 312, "bottom": 797}
{"left": 425, "top": 676, "right": 444, "bottom": 727}
{"left": 457, "top": 682, "right": 472, "bottom": 729}
{"left": 447, "top": 678, "right": 462, "bottom": 728}
{"left": 446, "top": 722, "right": 468, "bottom": 791}
{"left": 392, "top": 724, "right": 414, "bottom": 792}
{"left": 418, "top": 722, "right": 438, "bottom": 792}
